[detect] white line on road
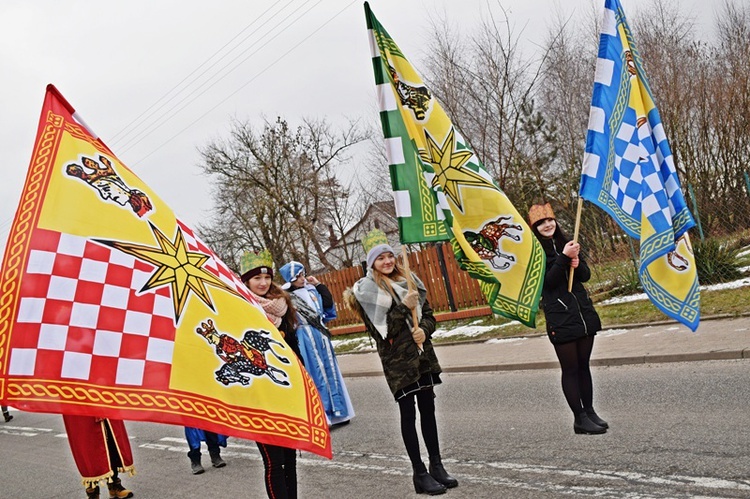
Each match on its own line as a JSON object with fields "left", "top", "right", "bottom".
{"left": 137, "top": 440, "right": 748, "bottom": 497}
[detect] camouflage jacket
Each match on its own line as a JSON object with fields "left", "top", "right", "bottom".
{"left": 360, "top": 298, "right": 441, "bottom": 396}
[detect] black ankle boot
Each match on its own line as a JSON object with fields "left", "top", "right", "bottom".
{"left": 574, "top": 412, "right": 607, "bottom": 434}
{"left": 428, "top": 456, "right": 458, "bottom": 488}
{"left": 413, "top": 465, "right": 447, "bottom": 495}
{"left": 585, "top": 408, "right": 609, "bottom": 429}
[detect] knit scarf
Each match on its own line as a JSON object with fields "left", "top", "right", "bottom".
{"left": 352, "top": 270, "right": 426, "bottom": 340}
{"left": 249, "top": 291, "right": 288, "bottom": 328}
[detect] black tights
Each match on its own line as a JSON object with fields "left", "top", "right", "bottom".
{"left": 397, "top": 388, "right": 440, "bottom": 472}
{"left": 553, "top": 336, "right": 595, "bottom": 416}
{"left": 256, "top": 442, "right": 297, "bottom": 499}
{"left": 103, "top": 420, "right": 122, "bottom": 480}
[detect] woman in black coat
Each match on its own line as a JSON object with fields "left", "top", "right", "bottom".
{"left": 529, "top": 203, "right": 609, "bottom": 435}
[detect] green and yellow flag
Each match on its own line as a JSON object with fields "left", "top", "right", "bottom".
{"left": 364, "top": 3, "right": 545, "bottom": 327}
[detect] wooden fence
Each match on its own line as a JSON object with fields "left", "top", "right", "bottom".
{"left": 317, "top": 242, "right": 493, "bottom": 335}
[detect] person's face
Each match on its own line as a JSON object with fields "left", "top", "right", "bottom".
{"left": 373, "top": 251, "right": 396, "bottom": 275}
{"left": 536, "top": 218, "right": 556, "bottom": 238}
{"left": 292, "top": 273, "right": 305, "bottom": 287}
{"left": 247, "top": 273, "right": 273, "bottom": 296}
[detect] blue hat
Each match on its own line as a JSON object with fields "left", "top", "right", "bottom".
{"left": 279, "top": 261, "right": 305, "bottom": 286}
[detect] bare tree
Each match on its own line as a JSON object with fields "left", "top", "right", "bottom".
{"left": 635, "top": 0, "right": 750, "bottom": 233}
{"left": 421, "top": 0, "right": 553, "bottom": 205}
{"left": 198, "top": 116, "right": 365, "bottom": 271}
{"left": 354, "top": 117, "right": 396, "bottom": 207}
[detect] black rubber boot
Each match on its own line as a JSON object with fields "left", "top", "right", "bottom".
{"left": 428, "top": 455, "right": 458, "bottom": 488}
{"left": 585, "top": 408, "right": 609, "bottom": 429}
{"left": 209, "top": 449, "right": 226, "bottom": 468}
{"left": 191, "top": 457, "right": 204, "bottom": 475}
{"left": 85, "top": 485, "right": 100, "bottom": 499}
{"left": 413, "top": 464, "right": 447, "bottom": 495}
{"left": 574, "top": 412, "right": 607, "bottom": 434}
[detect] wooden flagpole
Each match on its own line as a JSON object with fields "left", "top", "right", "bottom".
{"left": 568, "top": 197, "right": 584, "bottom": 292}
{"left": 400, "top": 246, "right": 424, "bottom": 353}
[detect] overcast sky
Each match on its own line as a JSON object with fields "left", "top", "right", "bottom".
{"left": 0, "top": 0, "right": 717, "bottom": 259}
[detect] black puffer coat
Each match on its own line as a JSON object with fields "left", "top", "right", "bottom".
{"left": 539, "top": 236, "right": 601, "bottom": 345}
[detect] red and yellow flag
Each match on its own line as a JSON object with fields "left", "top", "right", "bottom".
{"left": 0, "top": 85, "right": 331, "bottom": 458}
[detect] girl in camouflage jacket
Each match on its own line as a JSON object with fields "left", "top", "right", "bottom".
{"left": 347, "top": 230, "right": 457, "bottom": 495}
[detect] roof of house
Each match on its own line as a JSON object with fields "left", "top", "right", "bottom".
{"left": 326, "top": 200, "right": 398, "bottom": 251}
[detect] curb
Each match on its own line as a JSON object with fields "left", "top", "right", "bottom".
{"left": 335, "top": 313, "right": 750, "bottom": 357}
{"left": 341, "top": 349, "right": 750, "bottom": 378}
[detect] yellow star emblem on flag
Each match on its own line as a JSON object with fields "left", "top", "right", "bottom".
{"left": 419, "top": 127, "right": 495, "bottom": 212}
{"left": 96, "top": 222, "right": 240, "bottom": 321}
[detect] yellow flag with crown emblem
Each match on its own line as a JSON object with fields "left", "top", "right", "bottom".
{"left": 364, "top": 3, "right": 545, "bottom": 327}
{"left": 0, "top": 85, "right": 331, "bottom": 458}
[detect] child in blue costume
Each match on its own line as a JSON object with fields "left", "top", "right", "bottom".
{"left": 184, "top": 427, "right": 227, "bottom": 474}
{"left": 279, "top": 261, "right": 354, "bottom": 427}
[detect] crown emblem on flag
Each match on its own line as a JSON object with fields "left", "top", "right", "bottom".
{"left": 362, "top": 229, "right": 389, "bottom": 255}
{"left": 240, "top": 249, "right": 274, "bottom": 276}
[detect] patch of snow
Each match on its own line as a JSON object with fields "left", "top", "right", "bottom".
{"left": 485, "top": 337, "right": 528, "bottom": 344}
{"left": 433, "top": 324, "right": 499, "bottom": 339}
{"left": 599, "top": 276, "right": 750, "bottom": 306}
{"left": 599, "top": 292, "right": 648, "bottom": 306}
{"left": 598, "top": 328, "right": 629, "bottom": 337}
{"left": 331, "top": 337, "right": 371, "bottom": 352}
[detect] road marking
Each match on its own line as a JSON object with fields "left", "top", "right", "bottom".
{"left": 0, "top": 425, "right": 53, "bottom": 437}
{"left": 137, "top": 442, "right": 750, "bottom": 496}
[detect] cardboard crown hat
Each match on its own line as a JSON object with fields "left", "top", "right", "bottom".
{"left": 528, "top": 202, "right": 556, "bottom": 227}
{"left": 362, "top": 228, "right": 389, "bottom": 255}
{"left": 362, "top": 228, "right": 395, "bottom": 268}
{"left": 240, "top": 249, "right": 274, "bottom": 280}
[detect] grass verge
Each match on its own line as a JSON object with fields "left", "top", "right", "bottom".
{"left": 332, "top": 285, "right": 750, "bottom": 353}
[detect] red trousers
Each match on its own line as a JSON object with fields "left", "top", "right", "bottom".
{"left": 62, "top": 415, "right": 135, "bottom": 488}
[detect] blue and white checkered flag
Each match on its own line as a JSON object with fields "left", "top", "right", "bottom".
{"left": 578, "top": 0, "right": 700, "bottom": 330}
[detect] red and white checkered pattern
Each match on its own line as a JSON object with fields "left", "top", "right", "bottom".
{"left": 8, "top": 229, "right": 176, "bottom": 389}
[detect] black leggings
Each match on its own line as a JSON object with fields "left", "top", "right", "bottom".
{"left": 256, "top": 442, "right": 297, "bottom": 499}
{"left": 397, "top": 388, "right": 440, "bottom": 471}
{"left": 553, "top": 335, "right": 595, "bottom": 416}
{"left": 103, "top": 420, "right": 122, "bottom": 480}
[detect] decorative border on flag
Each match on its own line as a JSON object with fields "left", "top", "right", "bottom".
{"left": 639, "top": 207, "right": 694, "bottom": 266}
{"left": 640, "top": 267, "right": 700, "bottom": 328}
{"left": 3, "top": 370, "right": 329, "bottom": 450}
{"left": 0, "top": 112, "right": 67, "bottom": 386}
{"left": 598, "top": 50, "right": 640, "bottom": 236}
{"left": 454, "top": 238, "right": 545, "bottom": 327}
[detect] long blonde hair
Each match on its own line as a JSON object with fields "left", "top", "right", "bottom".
{"left": 343, "top": 256, "right": 408, "bottom": 311}
{"left": 371, "top": 257, "right": 407, "bottom": 297}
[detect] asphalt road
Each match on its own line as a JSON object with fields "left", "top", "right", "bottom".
{"left": 1, "top": 359, "right": 748, "bottom": 498}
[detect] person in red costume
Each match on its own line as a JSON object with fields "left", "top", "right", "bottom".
{"left": 62, "top": 415, "right": 135, "bottom": 499}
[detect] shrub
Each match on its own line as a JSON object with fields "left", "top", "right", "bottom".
{"left": 609, "top": 262, "right": 642, "bottom": 296}
{"left": 693, "top": 238, "right": 743, "bottom": 285}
